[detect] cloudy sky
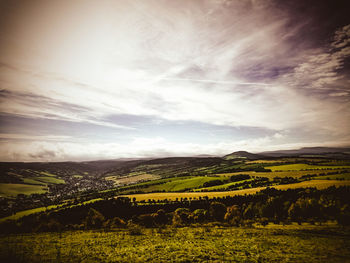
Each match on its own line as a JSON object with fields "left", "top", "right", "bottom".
{"left": 0, "top": 0, "right": 349, "bottom": 161}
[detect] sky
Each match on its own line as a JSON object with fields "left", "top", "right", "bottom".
{"left": 0, "top": 0, "right": 349, "bottom": 162}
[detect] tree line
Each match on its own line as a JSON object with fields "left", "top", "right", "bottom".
{"left": 1, "top": 186, "right": 349, "bottom": 234}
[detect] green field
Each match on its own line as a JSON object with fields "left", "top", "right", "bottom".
{"left": 35, "top": 176, "right": 65, "bottom": 184}
{"left": 21, "top": 178, "right": 46, "bottom": 185}
{"left": 194, "top": 179, "right": 253, "bottom": 192}
{"left": 266, "top": 164, "right": 350, "bottom": 171}
{"left": 145, "top": 176, "right": 227, "bottom": 192}
{"left": 0, "top": 184, "right": 48, "bottom": 197}
{"left": 1, "top": 225, "right": 349, "bottom": 262}
{"left": 313, "top": 172, "right": 350, "bottom": 180}
{"left": 39, "top": 172, "right": 57, "bottom": 177}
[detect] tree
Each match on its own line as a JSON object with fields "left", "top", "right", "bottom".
{"left": 209, "top": 202, "right": 227, "bottom": 222}
{"left": 288, "top": 203, "right": 302, "bottom": 224}
{"left": 225, "top": 205, "right": 241, "bottom": 226}
{"left": 138, "top": 214, "right": 154, "bottom": 227}
{"left": 153, "top": 209, "right": 168, "bottom": 225}
{"left": 193, "top": 209, "right": 208, "bottom": 223}
{"left": 83, "top": 208, "right": 105, "bottom": 229}
{"left": 337, "top": 204, "right": 350, "bottom": 226}
{"left": 173, "top": 208, "right": 192, "bottom": 226}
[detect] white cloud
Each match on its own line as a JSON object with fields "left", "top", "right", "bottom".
{"left": 1, "top": 133, "right": 349, "bottom": 162}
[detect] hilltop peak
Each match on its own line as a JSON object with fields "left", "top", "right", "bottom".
{"left": 223, "top": 151, "right": 263, "bottom": 160}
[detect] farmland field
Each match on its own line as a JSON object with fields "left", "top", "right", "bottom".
{"left": 144, "top": 176, "right": 228, "bottom": 192}
{"left": 215, "top": 169, "right": 346, "bottom": 179}
{"left": 313, "top": 172, "right": 350, "bottom": 180}
{"left": 246, "top": 158, "right": 326, "bottom": 164}
{"left": 1, "top": 224, "right": 349, "bottom": 263}
{"left": 194, "top": 179, "right": 253, "bottom": 191}
{"left": 21, "top": 178, "right": 46, "bottom": 185}
{"left": 266, "top": 164, "right": 350, "bottom": 171}
{"left": 106, "top": 173, "right": 160, "bottom": 185}
{"left": 0, "top": 183, "right": 47, "bottom": 197}
{"left": 125, "top": 179, "right": 350, "bottom": 201}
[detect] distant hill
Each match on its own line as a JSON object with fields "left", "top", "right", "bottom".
{"left": 223, "top": 151, "right": 265, "bottom": 160}
{"left": 259, "top": 147, "right": 350, "bottom": 158}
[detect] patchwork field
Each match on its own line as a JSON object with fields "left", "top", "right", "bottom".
{"left": 125, "top": 180, "right": 350, "bottom": 201}
{"left": 1, "top": 224, "right": 349, "bottom": 263}
{"left": 113, "top": 175, "right": 230, "bottom": 194}
{"left": 142, "top": 176, "right": 228, "bottom": 192}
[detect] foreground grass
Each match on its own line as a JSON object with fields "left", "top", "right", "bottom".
{"left": 0, "top": 224, "right": 349, "bottom": 262}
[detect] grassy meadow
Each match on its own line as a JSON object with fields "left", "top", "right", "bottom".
{"left": 1, "top": 224, "right": 349, "bottom": 263}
